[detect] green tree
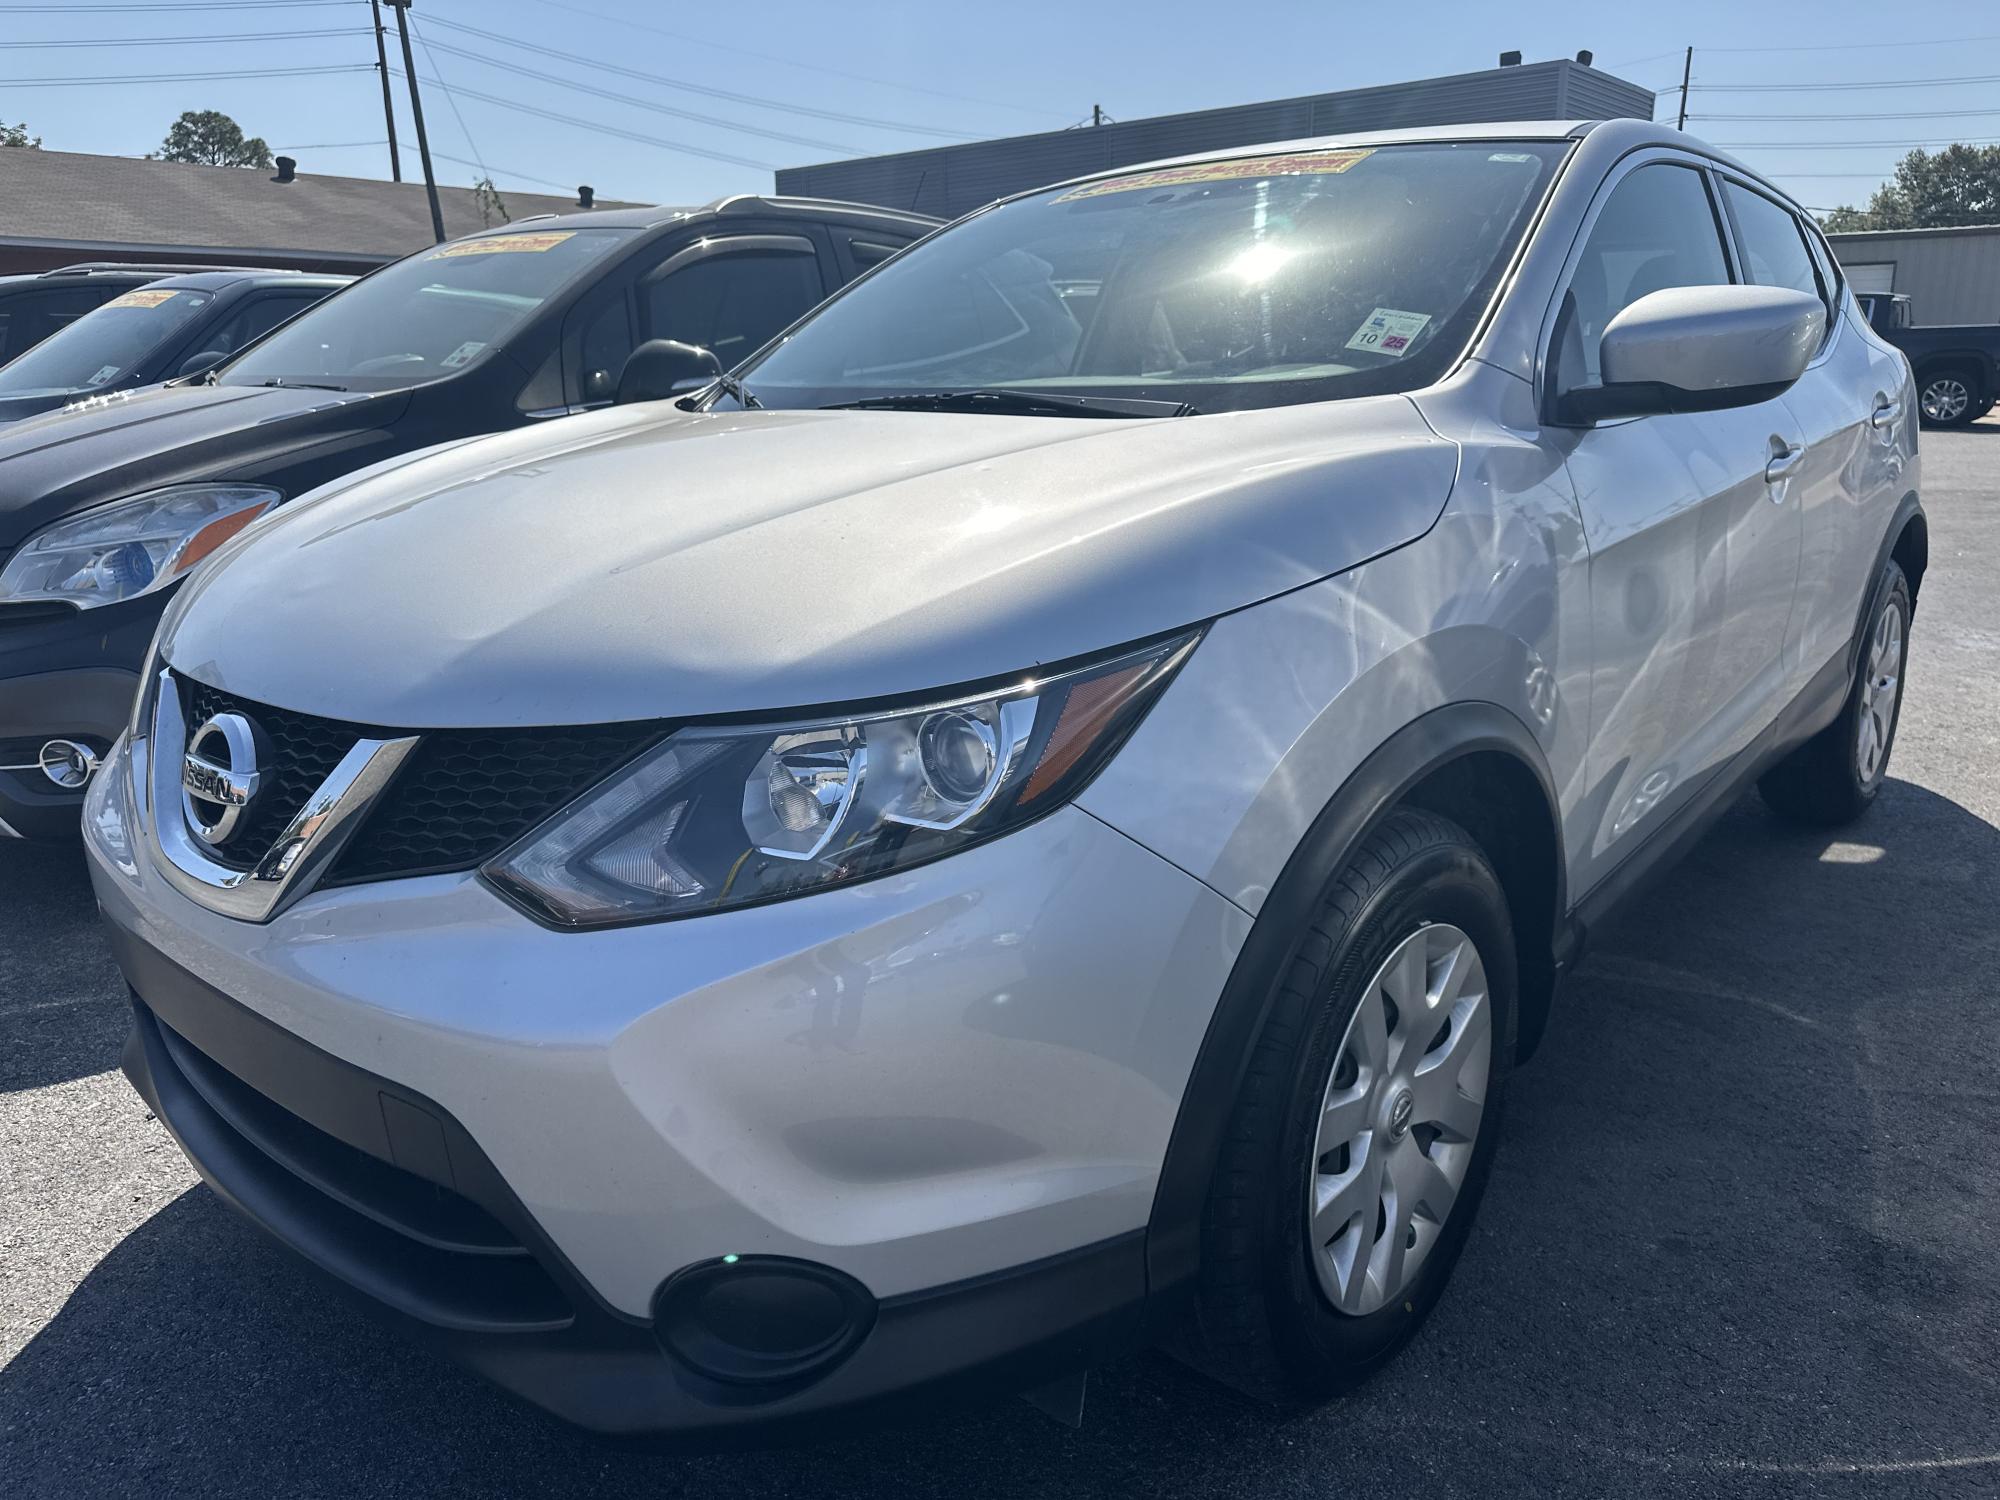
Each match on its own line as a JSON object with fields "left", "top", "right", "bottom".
{"left": 1822, "top": 144, "right": 2000, "bottom": 232}
{"left": 1, "top": 121, "right": 38, "bottom": 148}
{"left": 157, "top": 110, "right": 272, "bottom": 169}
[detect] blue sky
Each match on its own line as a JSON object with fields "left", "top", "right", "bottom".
{"left": 2, "top": 0, "right": 1993, "bottom": 215}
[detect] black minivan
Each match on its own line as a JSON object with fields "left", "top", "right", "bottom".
{"left": 0, "top": 195, "right": 936, "bottom": 839}
{"left": 0, "top": 269, "right": 348, "bottom": 425}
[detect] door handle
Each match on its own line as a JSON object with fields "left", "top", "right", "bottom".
{"left": 1871, "top": 398, "right": 1902, "bottom": 430}
{"left": 1765, "top": 444, "right": 1804, "bottom": 488}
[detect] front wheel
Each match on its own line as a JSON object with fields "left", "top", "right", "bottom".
{"left": 1917, "top": 368, "right": 1982, "bottom": 427}
{"left": 1178, "top": 810, "right": 1516, "bottom": 1404}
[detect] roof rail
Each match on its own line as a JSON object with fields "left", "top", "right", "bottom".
{"left": 701, "top": 192, "right": 938, "bottom": 224}
{"left": 40, "top": 261, "right": 262, "bottom": 278}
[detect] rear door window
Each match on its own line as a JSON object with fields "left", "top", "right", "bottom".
{"left": 1722, "top": 180, "right": 1833, "bottom": 343}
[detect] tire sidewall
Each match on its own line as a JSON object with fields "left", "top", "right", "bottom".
{"left": 1845, "top": 564, "right": 1913, "bottom": 804}
{"left": 1262, "top": 839, "right": 1517, "bottom": 1394}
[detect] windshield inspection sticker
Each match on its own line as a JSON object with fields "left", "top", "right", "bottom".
{"left": 431, "top": 231, "right": 577, "bottom": 258}
{"left": 104, "top": 288, "right": 179, "bottom": 310}
{"left": 85, "top": 364, "right": 120, "bottom": 386}
{"left": 1051, "top": 149, "right": 1375, "bottom": 202}
{"left": 439, "top": 341, "right": 487, "bottom": 369}
{"left": 1345, "top": 307, "right": 1431, "bottom": 357}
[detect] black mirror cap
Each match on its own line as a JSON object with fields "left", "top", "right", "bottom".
{"left": 616, "top": 339, "right": 721, "bottom": 405}
{"left": 1555, "top": 375, "right": 1801, "bottom": 426}
{"left": 177, "top": 351, "right": 227, "bottom": 379}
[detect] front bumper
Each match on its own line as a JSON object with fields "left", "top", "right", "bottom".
{"left": 85, "top": 733, "right": 1250, "bottom": 1437}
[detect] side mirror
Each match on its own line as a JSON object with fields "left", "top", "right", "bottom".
{"left": 177, "top": 350, "right": 226, "bottom": 379}
{"left": 1559, "top": 285, "right": 1824, "bottom": 424}
{"left": 615, "top": 339, "right": 721, "bottom": 405}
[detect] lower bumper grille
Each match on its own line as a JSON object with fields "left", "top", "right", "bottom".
{"left": 131, "top": 1000, "right": 572, "bottom": 1334}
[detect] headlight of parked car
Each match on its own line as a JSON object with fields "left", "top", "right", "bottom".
{"left": 484, "top": 631, "right": 1200, "bottom": 928}
{"left": 0, "top": 484, "right": 279, "bottom": 609}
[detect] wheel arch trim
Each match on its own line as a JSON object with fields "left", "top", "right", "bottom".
{"left": 1143, "top": 700, "right": 1564, "bottom": 1297}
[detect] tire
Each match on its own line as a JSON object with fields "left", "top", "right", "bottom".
{"left": 1177, "top": 809, "right": 1517, "bottom": 1405}
{"left": 1917, "top": 366, "right": 1982, "bottom": 428}
{"left": 1758, "top": 560, "right": 1911, "bottom": 827}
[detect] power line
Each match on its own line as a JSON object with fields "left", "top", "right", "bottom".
{"left": 511, "top": 0, "right": 1062, "bottom": 122}
{"left": 416, "top": 34, "right": 865, "bottom": 154}
{"left": 1692, "top": 73, "right": 2000, "bottom": 91}
{"left": 0, "top": 27, "right": 369, "bottom": 45}
{"left": 389, "top": 65, "right": 775, "bottom": 171}
{"left": 272, "top": 138, "right": 387, "bottom": 149}
{"left": 0, "top": 63, "right": 373, "bottom": 85}
{"left": 1671, "top": 32, "right": 2000, "bottom": 54}
{"left": 0, "top": 0, "right": 359, "bottom": 9}
{"left": 1696, "top": 109, "right": 2000, "bottom": 121}
{"left": 405, "top": 12, "right": 489, "bottom": 181}
{"left": 1717, "top": 137, "right": 2000, "bottom": 150}
{"left": 420, "top": 14, "right": 977, "bottom": 141}
{"left": 431, "top": 149, "right": 590, "bottom": 197}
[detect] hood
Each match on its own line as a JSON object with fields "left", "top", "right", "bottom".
{"left": 163, "top": 396, "right": 1459, "bottom": 727}
{"left": 0, "top": 381, "right": 408, "bottom": 550}
{"left": 0, "top": 389, "right": 73, "bottom": 424}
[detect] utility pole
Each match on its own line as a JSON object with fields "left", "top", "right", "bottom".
{"left": 384, "top": 0, "right": 445, "bottom": 243}
{"left": 368, "top": 0, "right": 402, "bottom": 182}
{"left": 1676, "top": 46, "right": 1693, "bottom": 131}
{"left": 1092, "top": 103, "right": 1103, "bottom": 127}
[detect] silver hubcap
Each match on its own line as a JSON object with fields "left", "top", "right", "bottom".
{"left": 1857, "top": 599, "right": 1904, "bottom": 784}
{"left": 1921, "top": 377, "right": 1969, "bottom": 423}
{"left": 1308, "top": 922, "right": 1491, "bottom": 1317}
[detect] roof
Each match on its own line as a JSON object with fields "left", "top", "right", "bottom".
{"left": 0, "top": 148, "right": 647, "bottom": 265}
{"left": 140, "top": 270, "right": 351, "bottom": 292}
{"left": 477, "top": 192, "right": 940, "bottom": 234}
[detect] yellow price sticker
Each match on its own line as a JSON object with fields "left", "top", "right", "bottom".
{"left": 430, "top": 231, "right": 578, "bottom": 258}
{"left": 1052, "top": 149, "right": 1376, "bottom": 203}
{"left": 104, "top": 288, "right": 181, "bottom": 310}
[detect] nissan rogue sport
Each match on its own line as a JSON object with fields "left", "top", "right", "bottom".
{"left": 84, "top": 119, "right": 1925, "bottom": 1444}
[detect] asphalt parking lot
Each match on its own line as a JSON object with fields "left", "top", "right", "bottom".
{"left": 3, "top": 425, "right": 1997, "bottom": 1499}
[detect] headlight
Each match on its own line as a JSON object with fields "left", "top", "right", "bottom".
{"left": 0, "top": 484, "right": 279, "bottom": 609}
{"left": 483, "top": 631, "right": 1200, "bottom": 928}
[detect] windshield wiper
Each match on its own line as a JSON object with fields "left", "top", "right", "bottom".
{"left": 822, "top": 389, "right": 1196, "bottom": 419}
{"left": 259, "top": 378, "right": 349, "bottom": 392}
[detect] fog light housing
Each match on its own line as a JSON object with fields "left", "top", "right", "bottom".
{"left": 654, "top": 1256, "right": 875, "bottom": 1391}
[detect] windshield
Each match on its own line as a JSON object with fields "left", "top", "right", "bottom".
{"left": 221, "top": 227, "right": 636, "bottom": 392}
{"left": 736, "top": 141, "right": 1567, "bottom": 414}
{"left": 0, "top": 286, "right": 213, "bottom": 397}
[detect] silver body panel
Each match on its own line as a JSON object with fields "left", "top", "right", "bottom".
{"left": 89, "top": 117, "right": 1920, "bottom": 1317}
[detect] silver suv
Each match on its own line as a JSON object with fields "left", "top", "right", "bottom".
{"left": 84, "top": 119, "right": 1923, "bottom": 1443}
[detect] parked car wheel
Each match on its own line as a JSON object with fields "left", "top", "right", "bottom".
{"left": 1760, "top": 560, "right": 1911, "bottom": 826}
{"left": 1916, "top": 367, "right": 1982, "bottom": 427}
{"left": 1179, "top": 810, "right": 1516, "bottom": 1404}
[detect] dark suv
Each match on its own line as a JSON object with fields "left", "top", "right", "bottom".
{"left": 0, "top": 195, "right": 935, "bottom": 840}
{"left": 0, "top": 263, "right": 236, "bottom": 369}
{"left": 0, "top": 270, "right": 347, "bottom": 425}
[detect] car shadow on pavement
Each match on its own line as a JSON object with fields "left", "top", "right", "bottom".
{"left": 3, "top": 777, "right": 1998, "bottom": 1497}
{"left": 0, "top": 840, "right": 129, "bottom": 1094}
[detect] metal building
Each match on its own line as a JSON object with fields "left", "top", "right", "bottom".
{"left": 776, "top": 57, "right": 1654, "bottom": 220}
{"left": 1827, "top": 226, "right": 2000, "bottom": 325}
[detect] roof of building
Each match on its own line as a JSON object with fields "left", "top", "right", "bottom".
{"left": 0, "top": 148, "right": 647, "bottom": 264}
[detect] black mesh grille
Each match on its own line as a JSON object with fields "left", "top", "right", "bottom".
{"left": 176, "top": 676, "right": 663, "bottom": 884}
